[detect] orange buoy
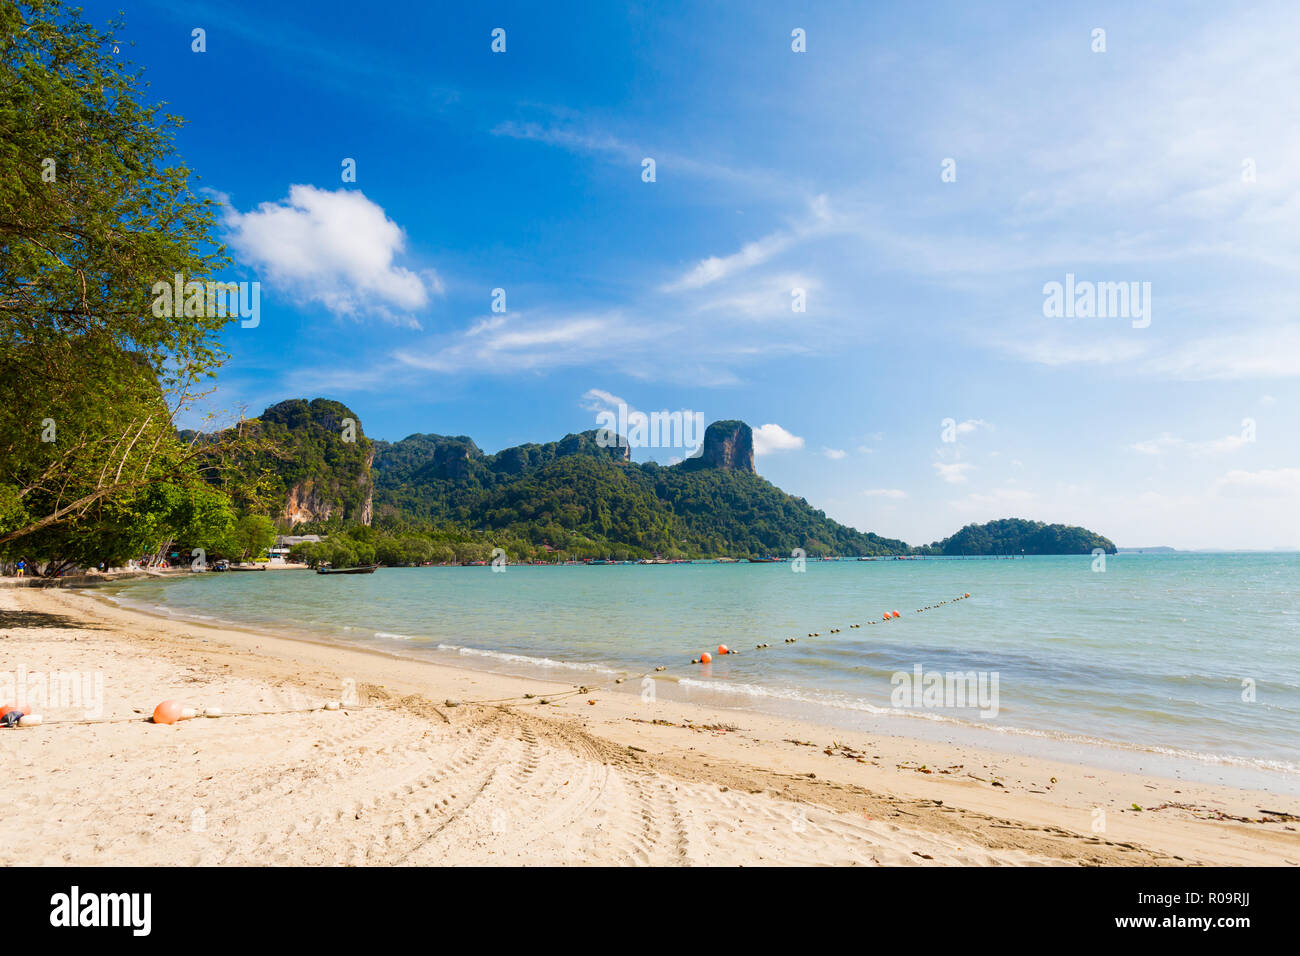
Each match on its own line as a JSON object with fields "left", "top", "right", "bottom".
{"left": 717, "top": 644, "right": 729, "bottom": 655}
{"left": 151, "top": 700, "right": 187, "bottom": 725}
{"left": 700, "top": 652, "right": 712, "bottom": 664}
{"left": 891, "top": 610, "right": 901, "bottom": 618}
{"left": 964, "top": 592, "right": 970, "bottom": 598}
{"left": 882, "top": 613, "right": 890, "bottom": 621}
{"left": 0, "top": 703, "right": 31, "bottom": 718}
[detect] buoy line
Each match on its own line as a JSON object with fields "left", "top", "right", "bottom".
{"left": 462, "top": 590, "right": 976, "bottom": 710}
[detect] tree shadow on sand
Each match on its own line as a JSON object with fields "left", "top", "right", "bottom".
{"left": 0, "top": 610, "right": 106, "bottom": 631}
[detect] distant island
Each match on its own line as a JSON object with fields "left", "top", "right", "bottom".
{"left": 188, "top": 398, "right": 1117, "bottom": 567}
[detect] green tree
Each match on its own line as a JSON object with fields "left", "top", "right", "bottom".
{"left": 232, "top": 514, "right": 276, "bottom": 561}
{"left": 0, "top": 0, "right": 256, "bottom": 559}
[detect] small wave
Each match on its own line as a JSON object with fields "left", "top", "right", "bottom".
{"left": 676, "top": 677, "right": 1300, "bottom": 776}
{"left": 437, "top": 643, "right": 619, "bottom": 675}
{"left": 374, "top": 630, "right": 424, "bottom": 641}
{"left": 678, "top": 677, "right": 895, "bottom": 715}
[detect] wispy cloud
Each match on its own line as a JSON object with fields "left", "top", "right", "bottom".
{"left": 580, "top": 388, "right": 626, "bottom": 413}
{"left": 491, "top": 117, "right": 791, "bottom": 192}
{"left": 394, "top": 312, "right": 626, "bottom": 373}
{"left": 934, "top": 462, "right": 973, "bottom": 484}
{"left": 863, "top": 488, "right": 907, "bottom": 499}
{"left": 662, "top": 195, "right": 833, "bottom": 293}
{"left": 1131, "top": 430, "right": 1253, "bottom": 455}
{"left": 1216, "top": 468, "right": 1300, "bottom": 497}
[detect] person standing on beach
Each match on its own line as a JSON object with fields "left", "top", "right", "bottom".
{"left": 15, "top": 559, "right": 25, "bottom": 577}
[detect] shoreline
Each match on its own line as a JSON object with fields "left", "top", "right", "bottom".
{"left": 3, "top": 586, "right": 1297, "bottom": 865}
{"left": 96, "top": 574, "right": 1300, "bottom": 794}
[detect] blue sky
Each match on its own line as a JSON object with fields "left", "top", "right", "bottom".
{"left": 96, "top": 0, "right": 1300, "bottom": 548}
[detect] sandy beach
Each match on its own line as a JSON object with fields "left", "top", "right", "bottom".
{"left": 1, "top": 583, "right": 1296, "bottom": 867}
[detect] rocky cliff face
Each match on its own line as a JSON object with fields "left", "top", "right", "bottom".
{"left": 284, "top": 480, "right": 331, "bottom": 525}
{"left": 680, "top": 420, "right": 755, "bottom": 473}
{"left": 252, "top": 398, "right": 375, "bottom": 527}
{"left": 282, "top": 442, "right": 374, "bottom": 525}
{"left": 431, "top": 440, "right": 476, "bottom": 481}
{"left": 359, "top": 443, "right": 374, "bottom": 524}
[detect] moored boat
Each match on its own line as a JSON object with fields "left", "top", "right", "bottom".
{"left": 316, "top": 564, "right": 380, "bottom": 575}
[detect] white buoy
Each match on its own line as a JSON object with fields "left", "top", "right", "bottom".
{"left": 324, "top": 700, "right": 341, "bottom": 711}
{"left": 202, "top": 707, "right": 223, "bottom": 718}
{"left": 18, "top": 714, "right": 42, "bottom": 727}
{"left": 180, "top": 707, "right": 198, "bottom": 720}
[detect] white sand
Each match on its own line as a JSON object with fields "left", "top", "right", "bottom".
{"left": 2, "top": 586, "right": 1296, "bottom": 866}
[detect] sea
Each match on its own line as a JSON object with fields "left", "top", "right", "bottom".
{"left": 96, "top": 553, "right": 1300, "bottom": 792}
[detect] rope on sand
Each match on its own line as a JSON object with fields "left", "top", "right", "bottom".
{"left": 18, "top": 704, "right": 342, "bottom": 728}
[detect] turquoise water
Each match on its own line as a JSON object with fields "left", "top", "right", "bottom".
{"left": 99, "top": 554, "right": 1300, "bottom": 788}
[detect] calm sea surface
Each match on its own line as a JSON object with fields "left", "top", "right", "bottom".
{"left": 99, "top": 554, "right": 1300, "bottom": 791}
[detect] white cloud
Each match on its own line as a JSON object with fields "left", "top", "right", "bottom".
{"left": 955, "top": 418, "right": 990, "bottom": 435}
{"left": 1131, "top": 431, "right": 1253, "bottom": 455}
{"left": 934, "top": 462, "right": 973, "bottom": 484}
{"left": 491, "top": 119, "right": 785, "bottom": 192}
{"left": 822, "top": 447, "right": 847, "bottom": 460}
{"left": 580, "top": 388, "right": 626, "bottom": 412}
{"left": 662, "top": 195, "right": 834, "bottom": 292}
{"left": 693, "top": 273, "right": 822, "bottom": 323}
{"left": 665, "top": 232, "right": 799, "bottom": 292}
{"left": 752, "top": 424, "right": 804, "bottom": 455}
{"left": 862, "top": 488, "right": 907, "bottom": 499}
{"left": 466, "top": 315, "right": 506, "bottom": 337}
{"left": 224, "top": 185, "right": 438, "bottom": 322}
{"left": 1142, "top": 327, "right": 1300, "bottom": 381}
{"left": 388, "top": 280, "right": 821, "bottom": 383}
{"left": 1216, "top": 468, "right": 1300, "bottom": 497}
{"left": 997, "top": 335, "right": 1150, "bottom": 368}
{"left": 998, "top": 324, "right": 1300, "bottom": 383}
{"left": 395, "top": 312, "right": 631, "bottom": 373}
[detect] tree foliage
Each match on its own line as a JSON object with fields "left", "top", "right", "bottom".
{"left": 369, "top": 428, "right": 910, "bottom": 558}
{"left": 0, "top": 0, "right": 260, "bottom": 570}
{"left": 919, "top": 518, "right": 1117, "bottom": 556}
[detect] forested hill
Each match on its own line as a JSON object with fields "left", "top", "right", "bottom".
{"left": 920, "top": 519, "right": 1117, "bottom": 556}
{"left": 244, "top": 400, "right": 1115, "bottom": 559}
{"left": 370, "top": 422, "right": 906, "bottom": 558}
{"left": 185, "top": 399, "right": 375, "bottom": 527}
